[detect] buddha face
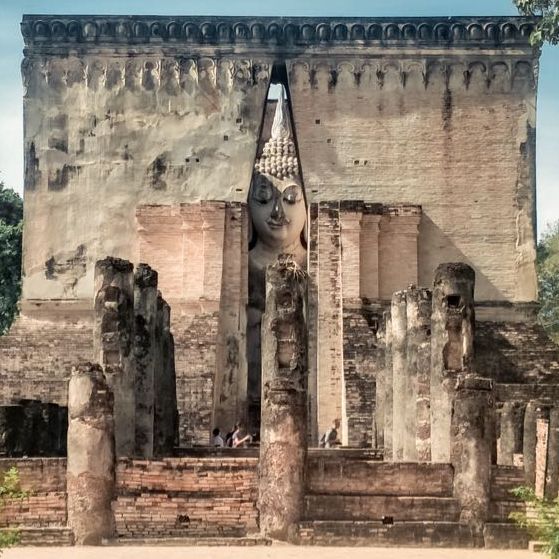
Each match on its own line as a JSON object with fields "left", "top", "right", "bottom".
{"left": 249, "top": 173, "right": 306, "bottom": 250}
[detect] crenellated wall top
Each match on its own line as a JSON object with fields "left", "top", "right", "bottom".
{"left": 21, "top": 15, "right": 538, "bottom": 53}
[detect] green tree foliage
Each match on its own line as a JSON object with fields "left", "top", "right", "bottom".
{"left": 0, "top": 467, "right": 27, "bottom": 552}
{"left": 515, "top": 0, "right": 559, "bottom": 45}
{"left": 511, "top": 486, "right": 559, "bottom": 558}
{"left": 537, "top": 221, "right": 559, "bottom": 344}
{"left": 0, "top": 183, "right": 23, "bottom": 335}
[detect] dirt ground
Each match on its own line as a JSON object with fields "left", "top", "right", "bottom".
{"left": 2, "top": 546, "right": 542, "bottom": 559}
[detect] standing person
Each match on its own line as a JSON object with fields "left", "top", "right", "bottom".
{"left": 211, "top": 427, "right": 224, "bottom": 447}
{"left": 319, "top": 419, "right": 341, "bottom": 448}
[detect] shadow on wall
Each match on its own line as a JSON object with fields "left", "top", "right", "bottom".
{"left": 418, "top": 214, "right": 506, "bottom": 302}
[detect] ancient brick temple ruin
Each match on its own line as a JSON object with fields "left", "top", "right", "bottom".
{"left": 1, "top": 13, "right": 559, "bottom": 548}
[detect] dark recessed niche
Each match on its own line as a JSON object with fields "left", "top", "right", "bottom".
{"left": 235, "top": 188, "right": 243, "bottom": 192}
{"left": 354, "top": 160, "right": 359, "bottom": 165}
{"left": 446, "top": 294, "right": 461, "bottom": 309}
{"left": 224, "top": 135, "right": 229, "bottom": 141}
{"left": 326, "top": 138, "right": 332, "bottom": 143}
{"left": 236, "top": 117, "right": 242, "bottom": 123}
{"left": 195, "top": 158, "right": 200, "bottom": 163}
{"left": 185, "top": 158, "right": 190, "bottom": 163}
{"left": 311, "top": 189, "right": 318, "bottom": 193}
{"left": 315, "top": 119, "right": 321, "bottom": 124}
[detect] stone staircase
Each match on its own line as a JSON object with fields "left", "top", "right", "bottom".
{"left": 484, "top": 465, "right": 529, "bottom": 549}
{"left": 297, "top": 453, "right": 529, "bottom": 548}
{"left": 297, "top": 454, "right": 469, "bottom": 546}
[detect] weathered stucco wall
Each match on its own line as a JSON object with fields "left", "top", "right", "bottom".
{"left": 21, "top": 19, "right": 271, "bottom": 300}
{"left": 20, "top": 16, "right": 538, "bottom": 305}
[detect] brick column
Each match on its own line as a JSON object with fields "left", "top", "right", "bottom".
{"left": 94, "top": 257, "right": 134, "bottom": 456}
{"left": 451, "top": 376, "right": 494, "bottom": 540}
{"left": 213, "top": 203, "right": 249, "bottom": 435}
{"left": 315, "top": 203, "right": 345, "bottom": 443}
{"left": 201, "top": 201, "right": 226, "bottom": 300}
{"left": 259, "top": 256, "right": 308, "bottom": 541}
{"left": 340, "top": 209, "right": 361, "bottom": 299}
{"left": 67, "top": 363, "right": 115, "bottom": 545}
{"left": 307, "top": 204, "right": 319, "bottom": 444}
{"left": 360, "top": 213, "right": 381, "bottom": 300}
{"left": 133, "top": 264, "right": 158, "bottom": 458}
{"left": 378, "top": 213, "right": 420, "bottom": 300}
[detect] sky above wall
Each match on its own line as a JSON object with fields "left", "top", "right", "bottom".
{"left": 0, "top": 0, "right": 557, "bottom": 235}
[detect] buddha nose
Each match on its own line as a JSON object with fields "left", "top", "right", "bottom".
{"left": 270, "top": 198, "right": 285, "bottom": 221}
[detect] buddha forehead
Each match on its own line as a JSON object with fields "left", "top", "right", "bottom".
{"left": 251, "top": 172, "right": 302, "bottom": 194}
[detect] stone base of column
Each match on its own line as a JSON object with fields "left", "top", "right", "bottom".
{"left": 67, "top": 363, "right": 116, "bottom": 545}
{"left": 451, "top": 375, "right": 494, "bottom": 543}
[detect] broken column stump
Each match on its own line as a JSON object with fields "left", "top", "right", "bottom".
{"left": 67, "top": 362, "right": 115, "bottom": 545}
{"left": 258, "top": 255, "right": 308, "bottom": 541}
{"left": 451, "top": 375, "right": 494, "bottom": 542}
{"left": 390, "top": 290, "right": 407, "bottom": 461}
{"left": 431, "top": 262, "right": 476, "bottom": 462}
{"left": 93, "top": 257, "right": 134, "bottom": 456}
{"left": 154, "top": 294, "right": 178, "bottom": 456}
{"left": 406, "top": 286, "right": 432, "bottom": 462}
{"left": 133, "top": 263, "right": 158, "bottom": 458}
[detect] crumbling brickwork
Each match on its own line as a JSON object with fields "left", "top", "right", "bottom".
{"left": 114, "top": 457, "right": 258, "bottom": 538}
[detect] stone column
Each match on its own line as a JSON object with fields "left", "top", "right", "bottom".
{"left": 498, "top": 401, "right": 525, "bottom": 465}
{"left": 259, "top": 256, "right": 308, "bottom": 541}
{"left": 523, "top": 401, "right": 538, "bottom": 486}
{"left": 67, "top": 363, "right": 115, "bottom": 545}
{"left": 546, "top": 406, "right": 559, "bottom": 499}
{"left": 430, "top": 262, "right": 475, "bottom": 463}
{"left": 535, "top": 407, "right": 550, "bottom": 498}
{"left": 451, "top": 375, "right": 494, "bottom": 540}
{"left": 154, "top": 294, "right": 178, "bottom": 456}
{"left": 94, "top": 257, "right": 134, "bottom": 457}
{"left": 382, "top": 311, "right": 393, "bottom": 457}
{"left": 391, "top": 290, "right": 407, "bottom": 461}
{"left": 406, "top": 287, "right": 432, "bottom": 462}
{"left": 133, "top": 264, "right": 158, "bottom": 458}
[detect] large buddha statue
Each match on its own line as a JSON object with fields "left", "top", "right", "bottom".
{"left": 246, "top": 86, "right": 307, "bottom": 430}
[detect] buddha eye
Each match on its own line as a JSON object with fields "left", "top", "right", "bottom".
{"left": 283, "top": 185, "right": 302, "bottom": 205}
{"left": 253, "top": 182, "right": 272, "bottom": 204}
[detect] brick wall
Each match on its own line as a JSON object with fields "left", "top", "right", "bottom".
{"left": 489, "top": 465, "right": 526, "bottom": 521}
{"left": 289, "top": 56, "right": 538, "bottom": 304}
{"left": 173, "top": 310, "right": 220, "bottom": 445}
{"left": 342, "top": 305, "right": 383, "bottom": 447}
{"left": 306, "top": 452, "right": 454, "bottom": 496}
{"left": 0, "top": 314, "right": 93, "bottom": 406}
{"left": 114, "top": 457, "right": 258, "bottom": 538}
{"left": 0, "top": 458, "right": 67, "bottom": 528}
{"left": 476, "top": 322, "right": 559, "bottom": 385}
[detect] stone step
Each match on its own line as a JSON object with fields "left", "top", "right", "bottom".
{"left": 296, "top": 520, "right": 478, "bottom": 547}
{"left": 1, "top": 526, "right": 74, "bottom": 546}
{"left": 114, "top": 536, "right": 271, "bottom": 546}
{"left": 304, "top": 494, "right": 461, "bottom": 522}
{"left": 489, "top": 498, "right": 526, "bottom": 521}
{"left": 483, "top": 522, "right": 529, "bottom": 549}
